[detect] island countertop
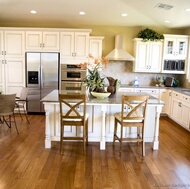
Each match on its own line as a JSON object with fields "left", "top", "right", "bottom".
{"left": 42, "top": 89, "right": 164, "bottom": 150}
{"left": 41, "top": 89, "right": 165, "bottom": 106}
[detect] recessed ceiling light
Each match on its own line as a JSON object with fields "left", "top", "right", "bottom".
{"left": 185, "top": 8, "right": 190, "bottom": 12}
{"left": 31, "top": 10, "right": 37, "bottom": 14}
{"left": 164, "top": 20, "right": 171, "bottom": 23}
{"left": 122, "top": 13, "right": 128, "bottom": 17}
{"left": 79, "top": 11, "right": 85, "bottom": 15}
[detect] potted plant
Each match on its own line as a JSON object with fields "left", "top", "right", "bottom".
{"left": 137, "top": 28, "right": 164, "bottom": 41}
{"left": 81, "top": 54, "right": 109, "bottom": 93}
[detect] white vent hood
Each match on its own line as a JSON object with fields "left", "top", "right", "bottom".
{"left": 105, "top": 35, "right": 135, "bottom": 61}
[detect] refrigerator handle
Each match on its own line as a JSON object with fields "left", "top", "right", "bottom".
{"left": 41, "top": 66, "right": 44, "bottom": 88}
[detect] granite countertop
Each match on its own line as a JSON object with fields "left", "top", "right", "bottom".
{"left": 120, "top": 85, "right": 190, "bottom": 96}
{"left": 41, "top": 90, "right": 165, "bottom": 106}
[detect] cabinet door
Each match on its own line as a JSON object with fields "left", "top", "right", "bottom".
{"left": 0, "top": 30, "right": 3, "bottom": 58}
{"left": 134, "top": 41, "right": 149, "bottom": 72}
{"left": 89, "top": 36, "right": 104, "bottom": 59}
{"left": 159, "top": 89, "right": 167, "bottom": 114}
{"left": 60, "top": 32, "right": 75, "bottom": 58}
{"left": 4, "top": 58, "right": 25, "bottom": 94}
{"left": 164, "top": 37, "right": 176, "bottom": 59}
{"left": 149, "top": 42, "right": 162, "bottom": 72}
{"left": 180, "top": 102, "right": 190, "bottom": 129}
{"left": 0, "top": 60, "right": 5, "bottom": 92}
{"left": 4, "top": 30, "right": 25, "bottom": 57}
{"left": 74, "top": 32, "right": 89, "bottom": 59}
{"left": 175, "top": 38, "right": 188, "bottom": 59}
{"left": 43, "top": 32, "right": 60, "bottom": 51}
{"left": 26, "top": 31, "right": 43, "bottom": 50}
{"left": 170, "top": 97, "right": 180, "bottom": 121}
{"left": 0, "top": 31, "right": 3, "bottom": 92}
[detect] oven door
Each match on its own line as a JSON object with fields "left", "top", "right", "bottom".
{"left": 61, "top": 69, "right": 86, "bottom": 81}
{"left": 61, "top": 81, "right": 86, "bottom": 92}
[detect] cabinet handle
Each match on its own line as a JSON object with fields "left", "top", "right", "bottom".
{"left": 4, "top": 51, "right": 6, "bottom": 55}
{"left": 2, "top": 51, "right": 3, "bottom": 55}
{"left": 43, "top": 43, "right": 45, "bottom": 47}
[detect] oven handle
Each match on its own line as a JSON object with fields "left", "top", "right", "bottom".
{"left": 61, "top": 69, "right": 86, "bottom": 72}
{"left": 61, "top": 81, "right": 82, "bottom": 84}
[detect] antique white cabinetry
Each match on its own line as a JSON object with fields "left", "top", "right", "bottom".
{"left": 89, "top": 36, "right": 104, "bottom": 59}
{"left": 159, "top": 89, "right": 172, "bottom": 114}
{"left": 170, "top": 91, "right": 190, "bottom": 130}
{"left": 0, "top": 30, "right": 25, "bottom": 94}
{"left": 162, "top": 34, "right": 189, "bottom": 74}
{"left": 60, "top": 30, "right": 91, "bottom": 63}
{"left": 26, "top": 31, "right": 60, "bottom": 51}
{"left": 163, "top": 34, "right": 188, "bottom": 60}
{"left": 133, "top": 38, "right": 163, "bottom": 73}
{"left": 134, "top": 87, "right": 159, "bottom": 98}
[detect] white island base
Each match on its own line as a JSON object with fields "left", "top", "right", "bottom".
{"left": 42, "top": 90, "right": 164, "bottom": 150}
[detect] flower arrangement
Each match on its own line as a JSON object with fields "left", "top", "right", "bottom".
{"left": 80, "top": 54, "right": 109, "bottom": 92}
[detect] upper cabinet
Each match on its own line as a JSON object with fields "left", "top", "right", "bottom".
{"left": 163, "top": 34, "right": 188, "bottom": 59}
{"left": 60, "top": 30, "right": 91, "bottom": 64}
{"left": 1, "top": 30, "right": 25, "bottom": 58}
{"left": 26, "top": 31, "right": 60, "bottom": 51}
{"left": 89, "top": 36, "right": 104, "bottom": 59}
{"left": 133, "top": 38, "right": 163, "bottom": 73}
{"left": 162, "top": 34, "right": 189, "bottom": 74}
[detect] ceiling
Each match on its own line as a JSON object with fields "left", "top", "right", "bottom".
{"left": 0, "top": 0, "right": 190, "bottom": 28}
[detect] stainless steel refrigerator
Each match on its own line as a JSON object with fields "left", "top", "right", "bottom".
{"left": 26, "top": 52, "right": 60, "bottom": 113}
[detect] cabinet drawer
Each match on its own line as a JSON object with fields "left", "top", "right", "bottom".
{"left": 172, "top": 91, "right": 181, "bottom": 99}
{"left": 181, "top": 94, "right": 190, "bottom": 103}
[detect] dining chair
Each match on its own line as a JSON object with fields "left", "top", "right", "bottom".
{"left": 15, "top": 87, "right": 30, "bottom": 124}
{"left": 113, "top": 95, "right": 149, "bottom": 156}
{"left": 59, "top": 93, "right": 89, "bottom": 155}
{"left": 0, "top": 93, "right": 19, "bottom": 134}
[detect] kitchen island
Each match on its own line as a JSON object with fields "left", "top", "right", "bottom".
{"left": 41, "top": 90, "right": 164, "bottom": 150}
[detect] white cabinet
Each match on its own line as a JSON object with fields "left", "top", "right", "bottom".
{"left": 134, "top": 88, "right": 159, "bottom": 98}
{"left": 159, "top": 89, "right": 172, "bottom": 114}
{"left": 2, "top": 30, "right": 25, "bottom": 58}
{"left": 118, "top": 87, "right": 134, "bottom": 92}
{"left": 133, "top": 38, "right": 163, "bottom": 73}
{"left": 60, "top": 31, "right": 90, "bottom": 63}
{"left": 0, "top": 30, "right": 25, "bottom": 94}
{"left": 162, "top": 34, "right": 188, "bottom": 74}
{"left": 89, "top": 36, "right": 104, "bottom": 59}
{"left": 26, "top": 31, "right": 60, "bottom": 51}
{"left": 170, "top": 91, "right": 190, "bottom": 130}
{"left": 163, "top": 34, "right": 188, "bottom": 60}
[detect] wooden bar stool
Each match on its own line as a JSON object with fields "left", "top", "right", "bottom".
{"left": 113, "top": 95, "right": 149, "bottom": 156}
{"left": 59, "top": 94, "right": 88, "bottom": 155}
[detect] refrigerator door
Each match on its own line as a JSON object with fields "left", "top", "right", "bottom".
{"left": 26, "top": 53, "right": 41, "bottom": 113}
{"left": 40, "top": 53, "right": 59, "bottom": 112}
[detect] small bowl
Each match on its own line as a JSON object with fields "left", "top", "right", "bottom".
{"left": 91, "top": 92, "right": 111, "bottom": 99}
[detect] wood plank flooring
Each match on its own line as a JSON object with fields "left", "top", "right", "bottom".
{"left": 0, "top": 114, "right": 190, "bottom": 189}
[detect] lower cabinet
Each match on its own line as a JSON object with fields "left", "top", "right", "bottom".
{"left": 170, "top": 91, "right": 190, "bottom": 130}
{"left": 159, "top": 89, "right": 172, "bottom": 114}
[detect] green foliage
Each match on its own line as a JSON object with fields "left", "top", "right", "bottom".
{"left": 82, "top": 66, "right": 106, "bottom": 92}
{"left": 137, "top": 28, "right": 164, "bottom": 41}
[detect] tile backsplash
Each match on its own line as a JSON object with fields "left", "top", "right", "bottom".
{"left": 101, "top": 61, "right": 185, "bottom": 87}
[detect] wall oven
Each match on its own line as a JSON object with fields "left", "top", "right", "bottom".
{"left": 61, "top": 64, "right": 87, "bottom": 92}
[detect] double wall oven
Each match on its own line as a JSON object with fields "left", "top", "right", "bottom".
{"left": 61, "top": 64, "right": 87, "bottom": 92}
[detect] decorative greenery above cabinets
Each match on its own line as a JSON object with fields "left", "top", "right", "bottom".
{"left": 137, "top": 28, "right": 164, "bottom": 42}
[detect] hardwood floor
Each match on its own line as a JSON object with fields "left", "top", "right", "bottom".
{"left": 0, "top": 114, "right": 190, "bottom": 189}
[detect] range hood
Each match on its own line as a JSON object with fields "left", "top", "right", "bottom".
{"left": 105, "top": 35, "right": 135, "bottom": 61}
